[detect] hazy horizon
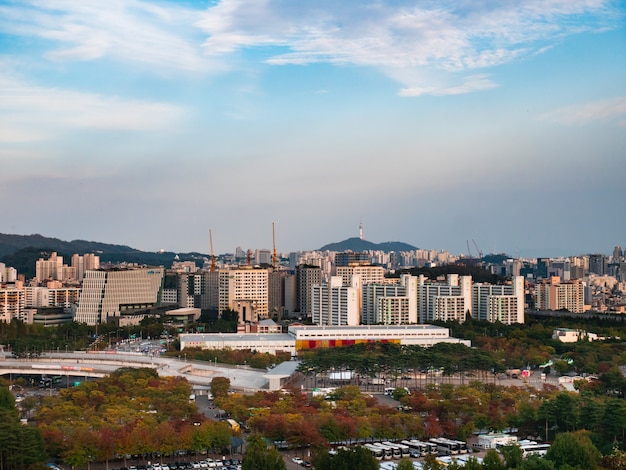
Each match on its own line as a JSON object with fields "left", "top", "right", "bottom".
{"left": 1, "top": 1, "right": 624, "bottom": 257}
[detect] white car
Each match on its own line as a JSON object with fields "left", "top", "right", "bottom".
{"left": 292, "top": 457, "right": 304, "bottom": 465}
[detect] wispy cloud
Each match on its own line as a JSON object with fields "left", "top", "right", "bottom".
{"left": 197, "top": 0, "right": 620, "bottom": 95}
{"left": 0, "top": 72, "right": 184, "bottom": 142}
{"left": 399, "top": 74, "right": 498, "bottom": 97}
{"left": 0, "top": 0, "right": 217, "bottom": 73}
{"left": 539, "top": 96, "right": 626, "bottom": 126}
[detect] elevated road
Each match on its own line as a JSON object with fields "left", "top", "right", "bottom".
{"left": 0, "top": 351, "right": 271, "bottom": 392}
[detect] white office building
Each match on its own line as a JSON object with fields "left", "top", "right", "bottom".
{"left": 75, "top": 268, "right": 164, "bottom": 325}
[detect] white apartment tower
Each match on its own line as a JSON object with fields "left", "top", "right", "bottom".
{"left": 361, "top": 274, "right": 417, "bottom": 324}
{"left": 35, "top": 252, "right": 64, "bottom": 281}
{"left": 75, "top": 268, "right": 164, "bottom": 325}
{"left": 311, "top": 276, "right": 359, "bottom": 326}
{"left": 472, "top": 276, "right": 525, "bottom": 324}
{"left": 71, "top": 253, "right": 100, "bottom": 281}
{"left": 218, "top": 267, "right": 269, "bottom": 318}
{"left": 418, "top": 274, "right": 472, "bottom": 323}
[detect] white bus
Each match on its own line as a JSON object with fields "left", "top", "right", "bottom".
{"left": 372, "top": 443, "right": 394, "bottom": 460}
{"left": 519, "top": 442, "right": 550, "bottom": 457}
{"left": 429, "top": 437, "right": 459, "bottom": 455}
{"left": 381, "top": 442, "right": 402, "bottom": 459}
{"left": 449, "top": 439, "right": 468, "bottom": 454}
{"left": 363, "top": 443, "right": 384, "bottom": 461}
{"left": 394, "top": 441, "right": 410, "bottom": 458}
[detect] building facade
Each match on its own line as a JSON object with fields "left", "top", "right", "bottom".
{"left": 472, "top": 276, "right": 525, "bottom": 324}
{"left": 418, "top": 274, "right": 472, "bottom": 323}
{"left": 311, "top": 276, "right": 359, "bottom": 326}
{"left": 75, "top": 268, "right": 165, "bottom": 324}
{"left": 535, "top": 276, "right": 585, "bottom": 313}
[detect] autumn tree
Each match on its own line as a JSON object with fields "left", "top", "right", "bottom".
{"left": 211, "top": 376, "right": 232, "bottom": 399}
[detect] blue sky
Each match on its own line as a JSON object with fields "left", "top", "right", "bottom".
{"left": 1, "top": 0, "right": 625, "bottom": 258}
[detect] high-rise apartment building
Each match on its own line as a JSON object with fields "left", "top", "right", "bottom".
{"left": 311, "top": 276, "right": 359, "bottom": 326}
{"left": 296, "top": 265, "right": 323, "bottom": 317}
{"left": 71, "top": 253, "right": 100, "bottom": 281}
{"left": 361, "top": 274, "right": 417, "bottom": 324}
{"left": 418, "top": 274, "right": 472, "bottom": 323}
{"left": 218, "top": 267, "right": 269, "bottom": 319}
{"left": 535, "top": 276, "right": 584, "bottom": 313}
{"left": 335, "top": 265, "right": 385, "bottom": 286}
{"left": 0, "top": 288, "right": 23, "bottom": 323}
{"left": 472, "top": 276, "right": 525, "bottom": 324}
{"left": 35, "top": 252, "right": 64, "bottom": 281}
{"left": 75, "top": 268, "right": 164, "bottom": 325}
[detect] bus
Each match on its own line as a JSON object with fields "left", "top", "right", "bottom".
{"left": 429, "top": 437, "right": 459, "bottom": 455}
{"left": 394, "top": 441, "right": 410, "bottom": 458}
{"left": 372, "top": 443, "right": 394, "bottom": 460}
{"left": 225, "top": 419, "right": 240, "bottom": 432}
{"left": 449, "top": 439, "right": 468, "bottom": 454}
{"left": 402, "top": 440, "right": 426, "bottom": 457}
{"left": 518, "top": 442, "right": 550, "bottom": 457}
{"left": 381, "top": 441, "right": 403, "bottom": 459}
{"left": 363, "top": 443, "right": 384, "bottom": 461}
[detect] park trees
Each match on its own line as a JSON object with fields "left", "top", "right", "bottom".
{"left": 242, "top": 434, "right": 286, "bottom": 470}
{"left": 545, "top": 431, "right": 602, "bottom": 469}
{"left": 0, "top": 386, "right": 47, "bottom": 470}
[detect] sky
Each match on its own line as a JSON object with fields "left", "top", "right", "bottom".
{"left": 1, "top": 0, "right": 625, "bottom": 259}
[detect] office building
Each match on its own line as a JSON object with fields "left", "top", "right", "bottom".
{"left": 75, "top": 267, "right": 165, "bottom": 325}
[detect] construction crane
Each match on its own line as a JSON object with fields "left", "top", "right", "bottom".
{"left": 466, "top": 240, "right": 473, "bottom": 262}
{"left": 272, "top": 222, "right": 278, "bottom": 269}
{"left": 472, "top": 239, "right": 483, "bottom": 260}
{"left": 209, "top": 229, "right": 216, "bottom": 271}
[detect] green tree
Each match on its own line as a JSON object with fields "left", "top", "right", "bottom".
{"left": 211, "top": 376, "right": 232, "bottom": 399}
{"left": 242, "top": 434, "right": 286, "bottom": 470}
{"left": 500, "top": 444, "right": 523, "bottom": 469}
{"left": 482, "top": 449, "right": 506, "bottom": 470}
{"left": 545, "top": 431, "right": 601, "bottom": 470}
{"left": 396, "top": 458, "right": 415, "bottom": 470}
{"left": 313, "top": 446, "right": 378, "bottom": 470}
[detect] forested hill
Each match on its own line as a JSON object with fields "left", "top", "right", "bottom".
{"left": 0, "top": 233, "right": 202, "bottom": 279}
{"left": 319, "top": 237, "right": 417, "bottom": 252}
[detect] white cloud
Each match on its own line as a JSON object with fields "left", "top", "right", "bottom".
{"left": 196, "top": 0, "right": 619, "bottom": 95}
{"left": 0, "top": 0, "right": 217, "bottom": 73}
{"left": 0, "top": 73, "right": 185, "bottom": 140}
{"left": 399, "top": 74, "right": 498, "bottom": 97}
{"left": 539, "top": 96, "right": 626, "bottom": 126}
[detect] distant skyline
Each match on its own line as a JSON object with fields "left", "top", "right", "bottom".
{"left": 1, "top": 1, "right": 625, "bottom": 258}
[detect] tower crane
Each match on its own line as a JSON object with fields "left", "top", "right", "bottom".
{"left": 209, "top": 229, "right": 216, "bottom": 271}
{"left": 272, "top": 222, "right": 278, "bottom": 269}
{"left": 472, "top": 239, "right": 483, "bottom": 260}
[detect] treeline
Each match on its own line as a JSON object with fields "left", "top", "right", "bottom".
{"left": 0, "top": 386, "right": 47, "bottom": 470}
{"left": 34, "top": 368, "right": 233, "bottom": 469}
